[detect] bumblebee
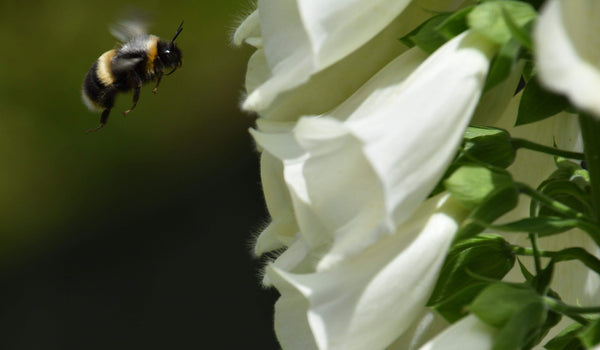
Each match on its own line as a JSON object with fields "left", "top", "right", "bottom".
{"left": 82, "top": 20, "right": 183, "bottom": 132}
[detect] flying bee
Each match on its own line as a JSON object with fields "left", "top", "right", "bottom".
{"left": 82, "top": 19, "right": 183, "bottom": 132}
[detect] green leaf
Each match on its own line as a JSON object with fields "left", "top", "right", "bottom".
{"left": 399, "top": 13, "right": 451, "bottom": 53}
{"left": 492, "top": 302, "right": 547, "bottom": 350}
{"left": 461, "top": 126, "right": 516, "bottom": 168}
{"left": 521, "top": 0, "right": 546, "bottom": 10}
{"left": 516, "top": 76, "right": 571, "bottom": 126}
{"left": 533, "top": 259, "right": 554, "bottom": 294}
{"left": 483, "top": 38, "right": 522, "bottom": 92}
{"left": 545, "top": 323, "right": 585, "bottom": 350}
{"left": 468, "top": 1, "right": 537, "bottom": 45}
{"left": 470, "top": 283, "right": 542, "bottom": 327}
{"left": 551, "top": 247, "right": 600, "bottom": 276}
{"left": 491, "top": 216, "right": 579, "bottom": 236}
{"left": 517, "top": 258, "right": 534, "bottom": 282}
{"left": 428, "top": 234, "right": 515, "bottom": 322}
{"left": 579, "top": 318, "right": 600, "bottom": 348}
{"left": 445, "top": 165, "right": 515, "bottom": 209}
{"left": 522, "top": 59, "right": 535, "bottom": 83}
{"left": 436, "top": 6, "right": 474, "bottom": 39}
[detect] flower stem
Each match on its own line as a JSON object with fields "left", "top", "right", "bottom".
{"left": 544, "top": 297, "right": 591, "bottom": 325}
{"left": 528, "top": 233, "right": 542, "bottom": 274}
{"left": 545, "top": 297, "right": 600, "bottom": 315}
{"left": 515, "top": 182, "right": 600, "bottom": 244}
{"left": 579, "top": 113, "right": 600, "bottom": 220}
{"left": 515, "top": 182, "right": 587, "bottom": 219}
{"left": 511, "top": 138, "right": 585, "bottom": 160}
{"left": 512, "top": 246, "right": 600, "bottom": 276}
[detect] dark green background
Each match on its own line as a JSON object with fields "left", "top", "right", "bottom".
{"left": 0, "top": 0, "right": 278, "bottom": 348}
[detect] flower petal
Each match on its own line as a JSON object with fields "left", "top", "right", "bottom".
{"left": 269, "top": 194, "right": 468, "bottom": 350}
{"left": 232, "top": 10, "right": 262, "bottom": 47}
{"left": 244, "top": 0, "right": 469, "bottom": 113}
{"left": 418, "top": 315, "right": 497, "bottom": 350}
{"left": 387, "top": 310, "right": 449, "bottom": 350}
{"left": 343, "top": 32, "right": 495, "bottom": 230}
{"left": 535, "top": 0, "right": 600, "bottom": 117}
{"left": 251, "top": 48, "right": 426, "bottom": 264}
{"left": 244, "top": 0, "right": 414, "bottom": 111}
{"left": 295, "top": 0, "right": 413, "bottom": 69}
{"left": 254, "top": 152, "right": 298, "bottom": 255}
{"left": 253, "top": 32, "right": 495, "bottom": 268}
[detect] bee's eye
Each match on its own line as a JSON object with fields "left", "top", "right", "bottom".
{"left": 165, "top": 49, "right": 171, "bottom": 54}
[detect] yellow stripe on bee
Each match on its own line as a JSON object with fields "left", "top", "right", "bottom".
{"left": 146, "top": 36, "right": 159, "bottom": 73}
{"left": 96, "top": 49, "right": 116, "bottom": 86}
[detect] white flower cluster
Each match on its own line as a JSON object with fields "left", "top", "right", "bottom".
{"left": 233, "top": 0, "right": 600, "bottom": 349}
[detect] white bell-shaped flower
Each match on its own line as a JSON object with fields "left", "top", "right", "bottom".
{"left": 269, "top": 194, "right": 468, "bottom": 350}
{"left": 252, "top": 32, "right": 496, "bottom": 269}
{"left": 240, "top": 0, "right": 469, "bottom": 114}
{"left": 535, "top": 0, "right": 600, "bottom": 117}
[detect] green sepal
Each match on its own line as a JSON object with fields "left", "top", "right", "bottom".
{"left": 468, "top": 1, "right": 537, "bottom": 45}
{"left": 470, "top": 283, "right": 549, "bottom": 350}
{"left": 470, "top": 283, "right": 541, "bottom": 327}
{"left": 460, "top": 126, "right": 516, "bottom": 168}
{"left": 429, "top": 126, "right": 517, "bottom": 197}
{"left": 516, "top": 76, "right": 571, "bottom": 126}
{"left": 427, "top": 234, "right": 515, "bottom": 322}
{"left": 447, "top": 166, "right": 519, "bottom": 240}
{"left": 455, "top": 185, "right": 519, "bottom": 240}
{"left": 492, "top": 302, "right": 547, "bottom": 350}
{"left": 500, "top": 7, "right": 533, "bottom": 50}
{"left": 445, "top": 165, "right": 515, "bottom": 209}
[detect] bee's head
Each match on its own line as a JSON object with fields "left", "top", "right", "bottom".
{"left": 158, "top": 21, "right": 183, "bottom": 73}
{"left": 158, "top": 42, "right": 182, "bottom": 68}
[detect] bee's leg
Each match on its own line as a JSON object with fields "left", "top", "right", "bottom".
{"left": 86, "top": 108, "right": 111, "bottom": 133}
{"left": 152, "top": 71, "right": 163, "bottom": 94}
{"left": 123, "top": 85, "right": 142, "bottom": 116}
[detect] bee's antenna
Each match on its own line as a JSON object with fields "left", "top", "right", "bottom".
{"left": 171, "top": 20, "right": 184, "bottom": 44}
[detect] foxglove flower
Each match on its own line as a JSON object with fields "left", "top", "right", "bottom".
{"left": 268, "top": 194, "right": 469, "bottom": 350}
{"left": 235, "top": 0, "right": 469, "bottom": 121}
{"left": 245, "top": 30, "right": 497, "bottom": 349}
{"left": 534, "top": 0, "right": 600, "bottom": 117}
{"left": 235, "top": 0, "right": 600, "bottom": 348}
{"left": 252, "top": 32, "right": 496, "bottom": 269}
{"left": 239, "top": 0, "right": 469, "bottom": 112}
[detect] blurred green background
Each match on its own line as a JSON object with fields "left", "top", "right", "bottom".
{"left": 0, "top": 0, "right": 278, "bottom": 348}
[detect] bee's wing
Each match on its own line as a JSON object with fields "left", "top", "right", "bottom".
{"left": 109, "top": 16, "right": 150, "bottom": 42}
{"left": 111, "top": 56, "right": 144, "bottom": 75}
